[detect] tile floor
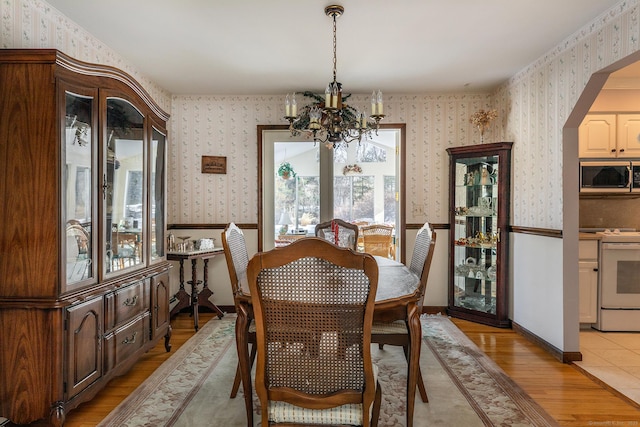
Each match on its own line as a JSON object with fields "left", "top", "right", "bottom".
{"left": 575, "top": 327, "right": 640, "bottom": 404}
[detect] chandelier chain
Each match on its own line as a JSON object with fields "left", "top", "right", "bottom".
{"left": 332, "top": 12, "right": 337, "bottom": 83}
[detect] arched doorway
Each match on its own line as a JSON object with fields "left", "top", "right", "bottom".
{"left": 563, "top": 51, "right": 640, "bottom": 351}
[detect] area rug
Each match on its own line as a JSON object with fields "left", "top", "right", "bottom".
{"left": 97, "top": 315, "right": 558, "bottom": 427}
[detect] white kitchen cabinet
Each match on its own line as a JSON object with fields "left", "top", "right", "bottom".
{"left": 616, "top": 114, "right": 640, "bottom": 158}
{"left": 579, "top": 114, "right": 616, "bottom": 158}
{"left": 580, "top": 113, "right": 640, "bottom": 158}
{"left": 579, "top": 239, "right": 599, "bottom": 323}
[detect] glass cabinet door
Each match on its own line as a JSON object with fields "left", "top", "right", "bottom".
{"left": 105, "top": 98, "right": 145, "bottom": 274}
{"left": 447, "top": 141, "right": 512, "bottom": 328}
{"left": 452, "top": 155, "right": 499, "bottom": 314}
{"left": 150, "top": 127, "right": 166, "bottom": 261}
{"left": 64, "top": 91, "right": 95, "bottom": 287}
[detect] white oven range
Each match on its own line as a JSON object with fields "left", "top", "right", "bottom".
{"left": 595, "top": 229, "right": 640, "bottom": 331}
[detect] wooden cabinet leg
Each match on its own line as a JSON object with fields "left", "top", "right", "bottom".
{"left": 50, "top": 401, "right": 65, "bottom": 427}
{"left": 164, "top": 324, "right": 172, "bottom": 352}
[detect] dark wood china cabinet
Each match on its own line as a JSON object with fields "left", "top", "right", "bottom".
{"left": 0, "top": 49, "right": 171, "bottom": 426}
{"left": 447, "top": 142, "right": 512, "bottom": 328}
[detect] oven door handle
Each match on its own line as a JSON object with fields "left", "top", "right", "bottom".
{"left": 602, "top": 243, "right": 640, "bottom": 250}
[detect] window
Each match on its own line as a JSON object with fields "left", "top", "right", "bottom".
{"left": 356, "top": 142, "right": 387, "bottom": 163}
{"left": 295, "top": 176, "right": 320, "bottom": 229}
{"left": 125, "top": 170, "right": 143, "bottom": 222}
{"left": 384, "top": 175, "right": 396, "bottom": 223}
{"left": 74, "top": 166, "right": 91, "bottom": 221}
{"left": 334, "top": 175, "right": 375, "bottom": 221}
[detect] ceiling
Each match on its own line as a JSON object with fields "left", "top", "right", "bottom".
{"left": 45, "top": 0, "right": 624, "bottom": 95}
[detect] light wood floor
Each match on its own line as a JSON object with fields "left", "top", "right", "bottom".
{"left": 56, "top": 313, "right": 640, "bottom": 427}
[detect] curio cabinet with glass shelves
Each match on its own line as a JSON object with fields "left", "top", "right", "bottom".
{"left": 446, "top": 142, "right": 512, "bottom": 327}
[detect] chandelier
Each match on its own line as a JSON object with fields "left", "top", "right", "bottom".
{"left": 284, "top": 5, "right": 384, "bottom": 148}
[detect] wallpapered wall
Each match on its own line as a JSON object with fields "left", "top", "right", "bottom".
{"left": 494, "top": 0, "right": 640, "bottom": 230}
{"left": 169, "top": 94, "right": 494, "bottom": 225}
{"left": 1, "top": 0, "right": 172, "bottom": 114}
{"left": 4, "top": 0, "right": 638, "bottom": 230}
{"left": 2, "top": 0, "right": 496, "bottom": 227}
{"left": 491, "top": 0, "right": 640, "bottom": 351}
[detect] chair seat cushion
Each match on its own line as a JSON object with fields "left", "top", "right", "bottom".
{"left": 269, "top": 401, "right": 363, "bottom": 425}
{"left": 268, "top": 364, "right": 379, "bottom": 425}
{"left": 371, "top": 320, "right": 408, "bottom": 334}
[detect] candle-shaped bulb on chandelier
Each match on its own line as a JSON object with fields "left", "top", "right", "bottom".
{"left": 285, "top": 93, "right": 291, "bottom": 117}
{"left": 376, "top": 90, "right": 383, "bottom": 116}
{"left": 291, "top": 93, "right": 297, "bottom": 117}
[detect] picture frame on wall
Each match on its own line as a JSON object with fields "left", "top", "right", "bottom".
{"left": 201, "top": 156, "right": 227, "bottom": 174}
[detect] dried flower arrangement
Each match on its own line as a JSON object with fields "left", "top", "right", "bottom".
{"left": 343, "top": 164, "right": 362, "bottom": 175}
{"left": 469, "top": 109, "right": 498, "bottom": 142}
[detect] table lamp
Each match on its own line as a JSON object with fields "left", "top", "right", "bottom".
{"left": 277, "top": 211, "right": 293, "bottom": 235}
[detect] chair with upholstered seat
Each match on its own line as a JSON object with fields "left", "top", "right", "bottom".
{"left": 248, "top": 237, "right": 381, "bottom": 426}
{"left": 371, "top": 222, "right": 436, "bottom": 403}
{"left": 361, "top": 224, "right": 394, "bottom": 258}
{"left": 314, "top": 218, "right": 359, "bottom": 251}
{"left": 221, "top": 222, "right": 256, "bottom": 399}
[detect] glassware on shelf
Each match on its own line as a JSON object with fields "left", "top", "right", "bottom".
{"left": 177, "top": 236, "right": 192, "bottom": 251}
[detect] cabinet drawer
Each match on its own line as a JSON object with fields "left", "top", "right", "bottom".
{"left": 103, "top": 312, "right": 149, "bottom": 372}
{"left": 105, "top": 279, "right": 149, "bottom": 331}
{"left": 579, "top": 240, "right": 598, "bottom": 260}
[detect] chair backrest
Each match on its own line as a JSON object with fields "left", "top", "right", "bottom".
{"left": 66, "top": 220, "right": 91, "bottom": 281}
{"left": 361, "top": 224, "right": 394, "bottom": 257}
{"left": 221, "top": 222, "right": 250, "bottom": 298}
{"left": 314, "top": 219, "right": 359, "bottom": 250}
{"left": 248, "top": 237, "right": 378, "bottom": 426}
{"left": 66, "top": 220, "right": 90, "bottom": 260}
{"left": 409, "top": 223, "right": 437, "bottom": 306}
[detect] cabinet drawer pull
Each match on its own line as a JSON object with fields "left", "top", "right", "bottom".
{"left": 123, "top": 295, "right": 138, "bottom": 306}
{"left": 122, "top": 332, "right": 137, "bottom": 345}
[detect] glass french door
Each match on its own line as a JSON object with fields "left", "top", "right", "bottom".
{"left": 261, "top": 126, "right": 402, "bottom": 259}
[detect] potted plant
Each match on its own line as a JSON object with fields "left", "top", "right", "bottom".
{"left": 277, "top": 162, "right": 296, "bottom": 180}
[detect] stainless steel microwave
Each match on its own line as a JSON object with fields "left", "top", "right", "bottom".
{"left": 580, "top": 161, "right": 632, "bottom": 193}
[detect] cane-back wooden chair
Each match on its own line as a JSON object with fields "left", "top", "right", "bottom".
{"left": 315, "top": 218, "right": 359, "bottom": 251}
{"left": 248, "top": 237, "right": 381, "bottom": 426}
{"left": 371, "top": 222, "right": 436, "bottom": 403}
{"left": 361, "top": 224, "right": 394, "bottom": 258}
{"left": 221, "top": 222, "right": 256, "bottom": 399}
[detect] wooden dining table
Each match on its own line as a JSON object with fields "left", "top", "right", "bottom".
{"left": 234, "top": 255, "right": 423, "bottom": 427}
